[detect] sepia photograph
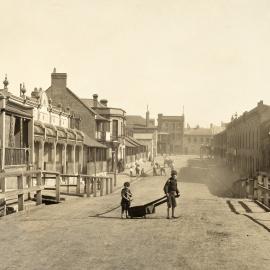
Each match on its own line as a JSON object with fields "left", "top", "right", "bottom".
{"left": 0, "top": 0, "right": 270, "bottom": 269}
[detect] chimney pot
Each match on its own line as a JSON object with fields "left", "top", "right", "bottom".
{"left": 100, "top": 99, "right": 108, "bottom": 107}
{"left": 93, "top": 94, "right": 98, "bottom": 107}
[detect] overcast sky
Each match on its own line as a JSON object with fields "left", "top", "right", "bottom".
{"left": 1, "top": 0, "right": 270, "bottom": 127}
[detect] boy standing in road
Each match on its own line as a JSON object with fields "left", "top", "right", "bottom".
{"left": 121, "top": 182, "right": 133, "bottom": 218}
{"left": 164, "top": 170, "right": 180, "bottom": 219}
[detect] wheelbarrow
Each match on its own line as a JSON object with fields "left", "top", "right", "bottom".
{"left": 128, "top": 195, "right": 179, "bottom": 218}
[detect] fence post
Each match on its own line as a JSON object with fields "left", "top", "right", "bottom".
{"left": 55, "top": 174, "right": 60, "bottom": 203}
{"left": 1, "top": 176, "right": 6, "bottom": 193}
{"left": 254, "top": 177, "right": 258, "bottom": 200}
{"left": 17, "top": 174, "right": 24, "bottom": 211}
{"left": 67, "top": 176, "right": 70, "bottom": 194}
{"left": 263, "top": 176, "right": 269, "bottom": 207}
{"left": 110, "top": 177, "right": 113, "bottom": 193}
{"left": 93, "top": 177, "right": 97, "bottom": 197}
{"left": 26, "top": 174, "right": 32, "bottom": 200}
{"left": 36, "top": 172, "right": 42, "bottom": 205}
{"left": 106, "top": 178, "right": 109, "bottom": 195}
{"left": 76, "top": 175, "right": 81, "bottom": 195}
{"left": 0, "top": 197, "right": 6, "bottom": 216}
{"left": 85, "top": 177, "right": 90, "bottom": 197}
{"left": 246, "top": 179, "right": 250, "bottom": 198}
{"left": 257, "top": 175, "right": 262, "bottom": 203}
{"left": 100, "top": 178, "right": 104, "bottom": 196}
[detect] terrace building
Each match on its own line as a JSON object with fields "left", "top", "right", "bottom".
{"left": 157, "top": 114, "right": 184, "bottom": 154}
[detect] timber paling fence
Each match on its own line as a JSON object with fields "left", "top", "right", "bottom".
{"left": 233, "top": 172, "right": 270, "bottom": 209}
{"left": 0, "top": 170, "right": 113, "bottom": 217}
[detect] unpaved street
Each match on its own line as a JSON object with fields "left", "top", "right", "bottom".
{"left": 0, "top": 156, "right": 270, "bottom": 270}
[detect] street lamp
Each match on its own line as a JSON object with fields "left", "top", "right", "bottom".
{"left": 112, "top": 140, "right": 119, "bottom": 187}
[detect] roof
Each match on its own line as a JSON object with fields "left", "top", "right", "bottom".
{"left": 184, "top": 128, "right": 213, "bottom": 136}
{"left": 126, "top": 115, "right": 155, "bottom": 127}
{"left": 82, "top": 98, "right": 126, "bottom": 116}
{"left": 81, "top": 99, "right": 106, "bottom": 108}
{"left": 46, "top": 86, "right": 108, "bottom": 122}
{"left": 159, "top": 115, "right": 184, "bottom": 121}
{"left": 83, "top": 134, "right": 107, "bottom": 148}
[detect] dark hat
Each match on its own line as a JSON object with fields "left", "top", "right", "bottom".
{"left": 171, "top": 170, "right": 177, "bottom": 176}
{"left": 124, "top": 182, "right": 130, "bottom": 187}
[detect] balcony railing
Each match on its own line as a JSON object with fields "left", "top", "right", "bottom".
{"left": 5, "top": 147, "right": 29, "bottom": 166}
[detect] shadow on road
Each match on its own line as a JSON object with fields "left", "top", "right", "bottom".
{"left": 88, "top": 215, "right": 166, "bottom": 220}
{"left": 179, "top": 158, "right": 240, "bottom": 198}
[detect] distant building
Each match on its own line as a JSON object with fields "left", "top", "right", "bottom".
{"left": 157, "top": 114, "right": 184, "bottom": 154}
{"left": 126, "top": 108, "right": 157, "bottom": 161}
{"left": 183, "top": 126, "right": 213, "bottom": 155}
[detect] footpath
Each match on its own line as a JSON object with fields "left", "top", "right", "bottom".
{"left": 180, "top": 157, "right": 270, "bottom": 234}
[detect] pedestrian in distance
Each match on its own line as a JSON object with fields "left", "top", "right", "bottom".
{"left": 135, "top": 164, "right": 140, "bottom": 177}
{"left": 163, "top": 170, "right": 180, "bottom": 219}
{"left": 121, "top": 182, "right": 133, "bottom": 219}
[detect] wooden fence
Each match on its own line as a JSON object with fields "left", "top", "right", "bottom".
{"left": 233, "top": 172, "right": 270, "bottom": 208}
{"left": 0, "top": 169, "right": 114, "bottom": 217}
{"left": 0, "top": 170, "right": 43, "bottom": 216}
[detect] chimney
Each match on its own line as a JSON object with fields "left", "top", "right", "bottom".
{"left": 51, "top": 68, "right": 67, "bottom": 88}
{"left": 257, "top": 100, "right": 263, "bottom": 107}
{"left": 146, "top": 105, "right": 150, "bottom": 127}
{"left": 93, "top": 94, "right": 98, "bottom": 107}
{"left": 100, "top": 99, "right": 108, "bottom": 107}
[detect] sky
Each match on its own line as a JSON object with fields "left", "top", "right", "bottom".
{"left": 1, "top": 0, "right": 270, "bottom": 127}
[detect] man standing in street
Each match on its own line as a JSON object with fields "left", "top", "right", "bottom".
{"left": 164, "top": 170, "right": 180, "bottom": 219}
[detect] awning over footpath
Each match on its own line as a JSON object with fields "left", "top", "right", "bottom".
{"left": 84, "top": 134, "right": 107, "bottom": 148}
{"left": 125, "top": 136, "right": 143, "bottom": 147}
{"left": 125, "top": 139, "right": 136, "bottom": 148}
{"left": 5, "top": 104, "right": 33, "bottom": 118}
{"left": 34, "top": 121, "right": 84, "bottom": 142}
{"left": 125, "top": 136, "right": 143, "bottom": 148}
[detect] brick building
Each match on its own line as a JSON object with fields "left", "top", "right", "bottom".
{"left": 157, "top": 114, "right": 184, "bottom": 154}
{"left": 214, "top": 101, "right": 270, "bottom": 177}
{"left": 82, "top": 94, "right": 128, "bottom": 170}
{"left": 46, "top": 70, "right": 108, "bottom": 174}
{"left": 183, "top": 127, "right": 213, "bottom": 155}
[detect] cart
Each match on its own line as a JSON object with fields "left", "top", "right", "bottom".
{"left": 128, "top": 195, "right": 179, "bottom": 218}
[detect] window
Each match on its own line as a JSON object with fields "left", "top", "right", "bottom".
{"left": 112, "top": 120, "right": 118, "bottom": 138}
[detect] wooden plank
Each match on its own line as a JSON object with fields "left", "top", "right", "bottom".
{"left": 93, "top": 177, "right": 97, "bottom": 197}
{"left": 42, "top": 170, "right": 60, "bottom": 176}
{"left": 85, "top": 177, "right": 90, "bottom": 197}
{"left": 4, "top": 186, "right": 44, "bottom": 198}
{"left": 17, "top": 174, "right": 24, "bottom": 211}
{"left": 61, "top": 174, "right": 78, "bottom": 177}
{"left": 36, "top": 172, "right": 42, "bottom": 205}
{"left": 0, "top": 170, "right": 41, "bottom": 178}
{"left": 0, "top": 176, "right": 6, "bottom": 192}
{"left": 106, "top": 178, "right": 109, "bottom": 195}
{"left": 76, "top": 175, "right": 81, "bottom": 195}
{"left": 100, "top": 178, "right": 104, "bottom": 196}
{"left": 264, "top": 177, "right": 269, "bottom": 207}
{"left": 55, "top": 174, "right": 61, "bottom": 203}
{"left": 110, "top": 177, "right": 113, "bottom": 193}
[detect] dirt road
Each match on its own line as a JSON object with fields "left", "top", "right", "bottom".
{"left": 0, "top": 156, "right": 270, "bottom": 270}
